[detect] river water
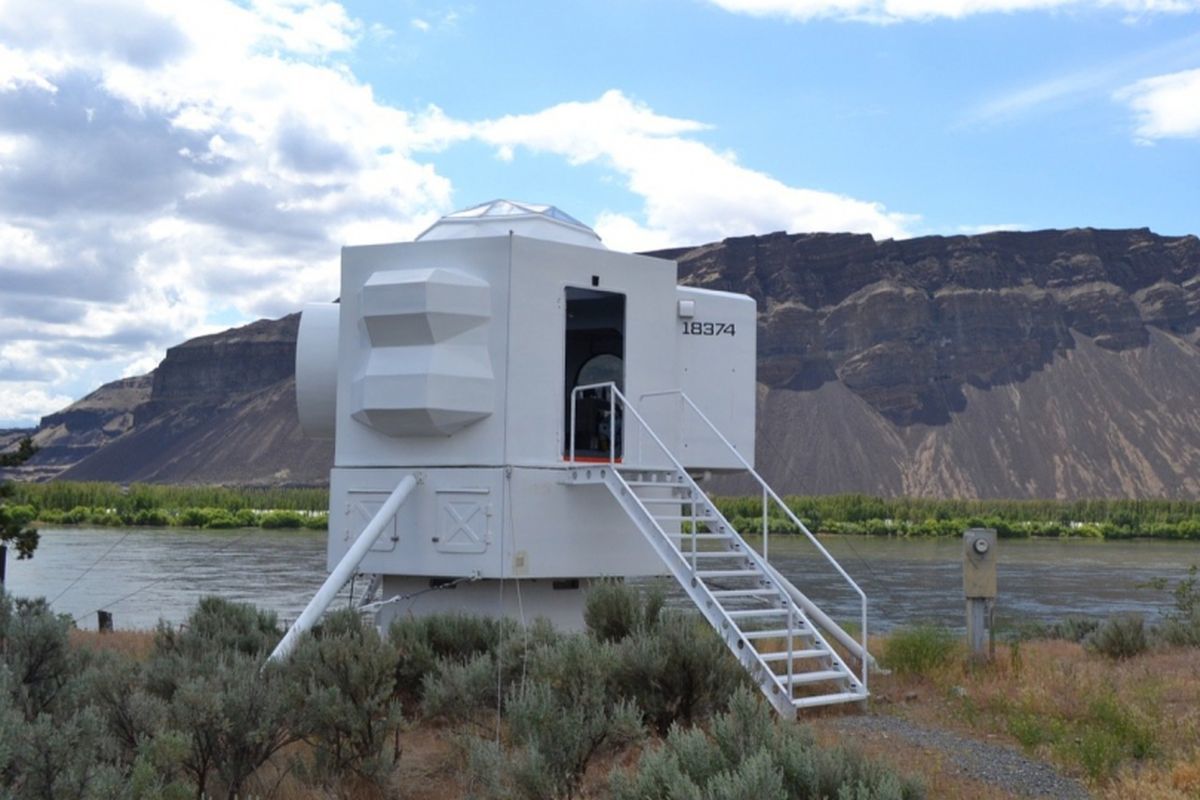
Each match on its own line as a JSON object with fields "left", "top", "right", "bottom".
{"left": 3, "top": 527, "right": 1198, "bottom": 632}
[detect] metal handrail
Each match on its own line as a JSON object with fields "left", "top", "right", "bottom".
{"left": 638, "top": 388, "right": 870, "bottom": 687}
{"left": 569, "top": 382, "right": 868, "bottom": 692}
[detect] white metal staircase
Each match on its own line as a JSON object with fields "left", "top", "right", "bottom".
{"left": 567, "top": 384, "right": 869, "bottom": 719}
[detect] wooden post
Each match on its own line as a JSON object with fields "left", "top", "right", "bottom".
{"left": 0, "top": 545, "right": 6, "bottom": 587}
{"left": 97, "top": 610, "right": 114, "bottom": 633}
{"left": 963, "top": 528, "right": 997, "bottom": 662}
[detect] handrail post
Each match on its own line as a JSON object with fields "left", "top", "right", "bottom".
{"left": 762, "top": 486, "right": 769, "bottom": 565}
{"left": 691, "top": 501, "right": 697, "bottom": 575}
{"left": 609, "top": 386, "right": 616, "bottom": 463}
{"left": 786, "top": 605, "right": 795, "bottom": 695}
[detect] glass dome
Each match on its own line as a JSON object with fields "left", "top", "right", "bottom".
{"left": 416, "top": 199, "right": 604, "bottom": 249}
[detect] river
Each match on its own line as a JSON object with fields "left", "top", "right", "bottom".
{"left": 3, "top": 527, "right": 1198, "bottom": 632}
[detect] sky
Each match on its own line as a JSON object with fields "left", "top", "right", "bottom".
{"left": 0, "top": 0, "right": 1197, "bottom": 428}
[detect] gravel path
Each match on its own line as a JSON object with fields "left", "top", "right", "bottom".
{"left": 827, "top": 714, "right": 1091, "bottom": 799}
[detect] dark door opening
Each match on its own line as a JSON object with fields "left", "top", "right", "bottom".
{"left": 564, "top": 287, "right": 625, "bottom": 459}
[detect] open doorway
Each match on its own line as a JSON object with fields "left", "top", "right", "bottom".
{"left": 564, "top": 287, "right": 625, "bottom": 459}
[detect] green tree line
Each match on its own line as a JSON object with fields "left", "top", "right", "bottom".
{"left": 10, "top": 481, "right": 1200, "bottom": 538}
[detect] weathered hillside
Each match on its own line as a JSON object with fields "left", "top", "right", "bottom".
{"left": 661, "top": 228, "right": 1200, "bottom": 497}
{"left": 3, "top": 314, "right": 332, "bottom": 485}
{"left": 7, "top": 227, "right": 1200, "bottom": 497}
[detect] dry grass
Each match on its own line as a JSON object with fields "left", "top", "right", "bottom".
{"left": 808, "top": 718, "right": 1014, "bottom": 800}
{"left": 69, "top": 628, "right": 156, "bottom": 660}
{"left": 1105, "top": 750, "right": 1200, "bottom": 800}
{"left": 862, "top": 635, "right": 1200, "bottom": 794}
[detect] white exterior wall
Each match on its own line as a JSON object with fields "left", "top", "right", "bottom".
{"left": 328, "top": 466, "right": 661, "bottom": 579}
{"left": 504, "top": 236, "right": 681, "bottom": 468}
{"left": 320, "top": 230, "right": 755, "bottom": 614}
{"left": 334, "top": 237, "right": 512, "bottom": 468}
{"left": 670, "top": 287, "right": 757, "bottom": 470}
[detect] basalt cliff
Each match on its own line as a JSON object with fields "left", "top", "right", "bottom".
{"left": 6, "top": 227, "right": 1200, "bottom": 498}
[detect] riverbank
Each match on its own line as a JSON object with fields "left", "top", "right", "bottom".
{"left": 10, "top": 480, "right": 1200, "bottom": 539}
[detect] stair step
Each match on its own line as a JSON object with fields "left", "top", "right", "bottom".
{"left": 760, "top": 649, "right": 826, "bottom": 663}
{"left": 727, "top": 608, "right": 789, "bottom": 619}
{"left": 784, "top": 669, "right": 847, "bottom": 686}
{"left": 741, "top": 628, "right": 811, "bottom": 640}
{"left": 695, "top": 569, "right": 761, "bottom": 579}
{"left": 710, "top": 588, "right": 777, "bottom": 598}
{"left": 792, "top": 691, "right": 868, "bottom": 710}
{"left": 597, "top": 442, "right": 868, "bottom": 716}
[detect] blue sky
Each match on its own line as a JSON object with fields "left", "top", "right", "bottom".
{"left": 344, "top": 1, "right": 1199, "bottom": 236}
{"left": 0, "top": 0, "right": 1197, "bottom": 427}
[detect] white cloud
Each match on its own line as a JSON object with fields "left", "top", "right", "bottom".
{"left": 0, "top": 0, "right": 461, "bottom": 425}
{"left": 709, "top": 0, "right": 1200, "bottom": 21}
{"left": 960, "top": 34, "right": 1200, "bottom": 128}
{"left": 955, "top": 223, "right": 1026, "bottom": 234}
{"left": 0, "top": 3, "right": 916, "bottom": 426}
{"left": 1116, "top": 68, "right": 1200, "bottom": 142}
{"left": 0, "top": 385, "right": 75, "bottom": 429}
{"left": 473, "top": 90, "right": 914, "bottom": 252}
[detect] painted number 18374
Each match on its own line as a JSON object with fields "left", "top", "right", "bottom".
{"left": 681, "top": 321, "right": 736, "bottom": 336}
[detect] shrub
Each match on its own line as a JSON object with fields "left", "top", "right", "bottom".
{"left": 612, "top": 611, "right": 748, "bottom": 734}
{"left": 150, "top": 597, "right": 280, "bottom": 683}
{"left": 880, "top": 625, "right": 957, "bottom": 676}
{"left": 498, "top": 681, "right": 643, "bottom": 799}
{"left": 259, "top": 510, "right": 303, "bottom": 529}
{"left": 420, "top": 652, "right": 497, "bottom": 723}
{"left": 302, "top": 512, "right": 329, "bottom": 530}
{"left": 63, "top": 506, "right": 92, "bottom": 524}
{"left": 1155, "top": 565, "right": 1200, "bottom": 647}
{"left": 583, "top": 579, "right": 663, "bottom": 643}
{"left": 0, "top": 593, "right": 76, "bottom": 720}
{"left": 6, "top": 708, "right": 123, "bottom": 799}
{"left": 86, "top": 510, "right": 123, "bottom": 527}
{"left": 1085, "top": 614, "right": 1149, "bottom": 660}
{"left": 166, "top": 653, "right": 295, "bottom": 799}
{"left": 1051, "top": 615, "right": 1101, "bottom": 643}
{"left": 79, "top": 650, "right": 167, "bottom": 762}
{"left": 201, "top": 510, "right": 241, "bottom": 529}
{"left": 459, "top": 633, "right": 645, "bottom": 799}
{"left": 610, "top": 687, "right": 923, "bottom": 800}
{"left": 131, "top": 509, "right": 172, "bottom": 527}
{"left": 123, "top": 730, "right": 195, "bottom": 800}
{"left": 174, "top": 508, "right": 215, "bottom": 527}
{"left": 389, "top": 613, "right": 530, "bottom": 704}
{"left": 285, "top": 609, "right": 402, "bottom": 788}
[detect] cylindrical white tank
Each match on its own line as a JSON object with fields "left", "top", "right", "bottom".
{"left": 295, "top": 302, "right": 339, "bottom": 438}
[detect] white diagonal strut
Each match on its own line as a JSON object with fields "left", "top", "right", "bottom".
{"left": 268, "top": 474, "right": 417, "bottom": 664}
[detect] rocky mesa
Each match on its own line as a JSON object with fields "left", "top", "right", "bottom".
{"left": 6, "top": 227, "right": 1200, "bottom": 498}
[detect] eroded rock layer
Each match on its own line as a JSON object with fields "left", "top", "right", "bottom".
{"left": 666, "top": 228, "right": 1200, "bottom": 426}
